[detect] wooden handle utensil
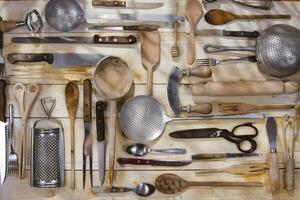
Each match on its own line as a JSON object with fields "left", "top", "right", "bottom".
{"left": 191, "top": 81, "right": 298, "bottom": 96}
{"left": 183, "top": 66, "right": 212, "bottom": 78}
{"left": 0, "top": 80, "right": 6, "bottom": 122}
{"left": 0, "top": 20, "right": 17, "bottom": 32}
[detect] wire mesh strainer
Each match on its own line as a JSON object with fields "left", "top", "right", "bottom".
{"left": 119, "top": 95, "right": 212, "bottom": 142}
{"left": 204, "top": 24, "right": 300, "bottom": 78}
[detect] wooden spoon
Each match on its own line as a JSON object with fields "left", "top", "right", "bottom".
{"left": 140, "top": 31, "right": 160, "bottom": 95}
{"left": 155, "top": 173, "right": 263, "bottom": 194}
{"left": 205, "top": 9, "right": 290, "bottom": 25}
{"left": 195, "top": 163, "right": 267, "bottom": 176}
{"left": 185, "top": 0, "right": 203, "bottom": 65}
{"left": 65, "top": 81, "right": 79, "bottom": 189}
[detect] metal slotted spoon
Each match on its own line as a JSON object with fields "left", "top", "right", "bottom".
{"left": 119, "top": 95, "right": 213, "bottom": 142}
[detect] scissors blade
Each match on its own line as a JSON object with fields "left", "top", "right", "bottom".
{"left": 169, "top": 128, "right": 221, "bottom": 138}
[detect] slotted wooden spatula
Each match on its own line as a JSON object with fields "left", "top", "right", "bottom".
{"left": 195, "top": 163, "right": 268, "bottom": 176}
{"left": 140, "top": 31, "right": 161, "bottom": 95}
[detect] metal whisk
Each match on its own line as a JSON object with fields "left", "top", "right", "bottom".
{"left": 171, "top": 0, "right": 180, "bottom": 57}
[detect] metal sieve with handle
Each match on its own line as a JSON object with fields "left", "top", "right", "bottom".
{"left": 204, "top": 24, "right": 300, "bottom": 78}
{"left": 119, "top": 95, "right": 216, "bottom": 142}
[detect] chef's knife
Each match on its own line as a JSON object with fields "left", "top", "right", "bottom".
{"left": 0, "top": 121, "right": 8, "bottom": 184}
{"left": 96, "top": 101, "right": 107, "bottom": 186}
{"left": 192, "top": 153, "right": 262, "bottom": 160}
{"left": 7, "top": 53, "right": 104, "bottom": 67}
{"left": 11, "top": 35, "right": 137, "bottom": 44}
{"left": 196, "top": 29, "right": 260, "bottom": 38}
{"left": 88, "top": 25, "right": 159, "bottom": 32}
{"left": 117, "top": 158, "right": 192, "bottom": 166}
{"left": 266, "top": 117, "right": 280, "bottom": 192}
{"left": 83, "top": 79, "right": 93, "bottom": 188}
{"left": 92, "top": 0, "right": 164, "bottom": 9}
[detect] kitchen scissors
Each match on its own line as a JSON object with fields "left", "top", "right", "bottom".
{"left": 169, "top": 122, "right": 259, "bottom": 153}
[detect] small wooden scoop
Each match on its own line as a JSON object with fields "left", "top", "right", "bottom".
{"left": 205, "top": 9, "right": 290, "bottom": 25}
{"left": 185, "top": 0, "right": 203, "bottom": 65}
{"left": 155, "top": 173, "right": 263, "bottom": 194}
{"left": 196, "top": 163, "right": 267, "bottom": 176}
{"left": 140, "top": 31, "right": 160, "bottom": 95}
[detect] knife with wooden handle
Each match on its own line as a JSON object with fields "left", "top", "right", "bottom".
{"left": 117, "top": 158, "right": 192, "bottom": 166}
{"left": 0, "top": 80, "right": 6, "bottom": 122}
{"left": 92, "top": 0, "right": 164, "bottom": 9}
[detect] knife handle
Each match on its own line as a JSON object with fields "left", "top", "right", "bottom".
{"left": 223, "top": 30, "right": 260, "bottom": 38}
{"left": 269, "top": 152, "right": 280, "bottom": 192}
{"left": 7, "top": 53, "right": 54, "bottom": 64}
{"left": 96, "top": 101, "right": 107, "bottom": 141}
{"left": 93, "top": 35, "right": 137, "bottom": 44}
{"left": 286, "top": 157, "right": 295, "bottom": 191}
{"left": 123, "top": 25, "right": 158, "bottom": 32}
{"left": 83, "top": 79, "right": 92, "bottom": 122}
{"left": 117, "top": 158, "right": 153, "bottom": 165}
{"left": 92, "top": 0, "right": 126, "bottom": 7}
{"left": 0, "top": 79, "right": 6, "bottom": 122}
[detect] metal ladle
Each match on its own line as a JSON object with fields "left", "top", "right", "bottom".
{"left": 126, "top": 143, "right": 187, "bottom": 156}
{"left": 112, "top": 183, "right": 156, "bottom": 197}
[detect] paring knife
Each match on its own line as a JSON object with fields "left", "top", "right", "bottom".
{"left": 96, "top": 101, "right": 108, "bottom": 186}
{"left": 196, "top": 29, "right": 260, "bottom": 38}
{"left": 266, "top": 117, "right": 280, "bottom": 192}
{"left": 88, "top": 25, "right": 159, "bottom": 32}
{"left": 117, "top": 158, "right": 192, "bottom": 166}
{"left": 11, "top": 35, "right": 137, "bottom": 44}
{"left": 192, "top": 153, "right": 262, "bottom": 160}
{"left": 92, "top": 0, "right": 164, "bottom": 9}
{"left": 7, "top": 53, "right": 105, "bottom": 67}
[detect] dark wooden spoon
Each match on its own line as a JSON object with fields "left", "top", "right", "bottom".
{"left": 205, "top": 9, "right": 290, "bottom": 25}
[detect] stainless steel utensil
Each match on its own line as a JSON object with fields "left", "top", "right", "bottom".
{"left": 111, "top": 183, "right": 156, "bottom": 197}
{"left": 196, "top": 56, "right": 257, "bottom": 66}
{"left": 0, "top": 121, "right": 8, "bottom": 184}
{"left": 8, "top": 104, "right": 18, "bottom": 175}
{"left": 126, "top": 143, "right": 187, "bottom": 156}
{"left": 204, "top": 24, "right": 300, "bottom": 77}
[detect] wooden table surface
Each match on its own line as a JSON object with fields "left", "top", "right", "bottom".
{"left": 0, "top": 0, "right": 300, "bottom": 199}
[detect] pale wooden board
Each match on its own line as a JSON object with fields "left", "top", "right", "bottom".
{"left": 1, "top": 0, "right": 300, "bottom": 199}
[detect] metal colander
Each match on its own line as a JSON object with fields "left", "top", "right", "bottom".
{"left": 204, "top": 24, "right": 300, "bottom": 78}
{"left": 119, "top": 96, "right": 212, "bottom": 142}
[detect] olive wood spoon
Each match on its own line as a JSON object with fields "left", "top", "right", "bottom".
{"left": 65, "top": 82, "right": 79, "bottom": 189}
{"left": 185, "top": 0, "right": 203, "bottom": 65}
{"left": 205, "top": 9, "right": 290, "bottom": 25}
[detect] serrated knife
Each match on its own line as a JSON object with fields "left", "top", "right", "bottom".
{"left": 96, "top": 101, "right": 108, "bottom": 186}
{"left": 92, "top": 0, "right": 164, "bottom": 9}
{"left": 266, "top": 117, "right": 280, "bottom": 192}
{"left": 117, "top": 158, "right": 192, "bottom": 166}
{"left": 7, "top": 53, "right": 105, "bottom": 67}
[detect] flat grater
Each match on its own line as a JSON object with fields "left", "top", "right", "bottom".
{"left": 30, "top": 97, "right": 64, "bottom": 188}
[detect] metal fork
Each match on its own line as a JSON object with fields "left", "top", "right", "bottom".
{"left": 8, "top": 104, "right": 18, "bottom": 175}
{"left": 196, "top": 56, "right": 257, "bottom": 67}
{"left": 0, "top": 31, "right": 5, "bottom": 77}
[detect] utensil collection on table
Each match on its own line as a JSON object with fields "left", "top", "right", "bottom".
{"left": 0, "top": 0, "right": 299, "bottom": 197}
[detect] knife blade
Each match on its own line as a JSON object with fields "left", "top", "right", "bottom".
{"left": 88, "top": 25, "right": 159, "bottom": 32}
{"left": 87, "top": 14, "right": 185, "bottom": 24}
{"left": 11, "top": 35, "right": 137, "bottom": 45}
{"left": 0, "top": 121, "right": 8, "bottom": 184}
{"left": 7, "top": 53, "right": 105, "bottom": 67}
{"left": 266, "top": 117, "right": 280, "bottom": 192}
{"left": 96, "top": 101, "right": 108, "bottom": 186}
{"left": 169, "top": 128, "right": 220, "bottom": 138}
{"left": 92, "top": 0, "right": 164, "bottom": 9}
{"left": 192, "top": 153, "right": 262, "bottom": 160}
{"left": 196, "top": 29, "right": 260, "bottom": 38}
{"left": 117, "top": 158, "right": 192, "bottom": 166}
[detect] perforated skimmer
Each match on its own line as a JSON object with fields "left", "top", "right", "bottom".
{"left": 119, "top": 95, "right": 214, "bottom": 142}
{"left": 204, "top": 24, "right": 300, "bottom": 77}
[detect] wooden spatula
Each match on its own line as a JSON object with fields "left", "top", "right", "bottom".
{"left": 185, "top": 0, "right": 203, "bottom": 65}
{"left": 195, "top": 163, "right": 267, "bottom": 176}
{"left": 140, "top": 31, "right": 160, "bottom": 95}
{"left": 155, "top": 173, "right": 263, "bottom": 194}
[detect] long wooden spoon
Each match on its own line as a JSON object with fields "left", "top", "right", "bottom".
{"left": 185, "top": 0, "right": 203, "bottom": 65}
{"left": 140, "top": 31, "right": 160, "bottom": 95}
{"left": 155, "top": 173, "right": 263, "bottom": 194}
{"left": 65, "top": 81, "right": 79, "bottom": 189}
{"left": 205, "top": 9, "right": 290, "bottom": 25}
{"left": 195, "top": 163, "right": 267, "bottom": 176}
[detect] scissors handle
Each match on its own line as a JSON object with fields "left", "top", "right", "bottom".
{"left": 232, "top": 122, "right": 259, "bottom": 138}
{"left": 235, "top": 138, "right": 257, "bottom": 153}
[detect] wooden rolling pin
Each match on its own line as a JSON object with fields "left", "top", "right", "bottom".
{"left": 191, "top": 81, "right": 298, "bottom": 96}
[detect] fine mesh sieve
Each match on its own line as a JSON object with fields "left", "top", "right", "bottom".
{"left": 119, "top": 95, "right": 212, "bottom": 142}
{"left": 204, "top": 24, "right": 300, "bottom": 78}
